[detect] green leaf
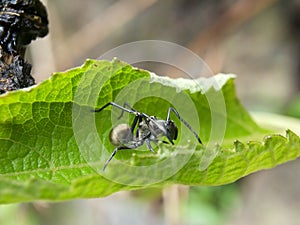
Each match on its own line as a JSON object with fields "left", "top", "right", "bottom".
{"left": 286, "top": 94, "right": 300, "bottom": 118}
{"left": 0, "top": 59, "right": 299, "bottom": 203}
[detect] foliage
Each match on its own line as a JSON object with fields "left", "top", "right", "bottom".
{"left": 0, "top": 59, "right": 299, "bottom": 203}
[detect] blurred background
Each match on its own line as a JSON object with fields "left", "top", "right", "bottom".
{"left": 2, "top": 0, "right": 300, "bottom": 224}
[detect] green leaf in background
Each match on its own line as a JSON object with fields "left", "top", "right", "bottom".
{"left": 0, "top": 59, "right": 299, "bottom": 203}
{"left": 286, "top": 94, "right": 300, "bottom": 118}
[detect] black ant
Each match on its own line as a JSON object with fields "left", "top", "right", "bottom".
{"left": 92, "top": 102, "right": 202, "bottom": 170}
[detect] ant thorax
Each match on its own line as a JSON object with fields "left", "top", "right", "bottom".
{"left": 146, "top": 119, "right": 168, "bottom": 137}
{"left": 137, "top": 120, "right": 153, "bottom": 140}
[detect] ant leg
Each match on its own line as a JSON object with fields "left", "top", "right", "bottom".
{"left": 131, "top": 115, "right": 144, "bottom": 138}
{"left": 116, "top": 103, "right": 143, "bottom": 134}
{"left": 103, "top": 137, "right": 148, "bottom": 170}
{"left": 167, "top": 107, "right": 202, "bottom": 144}
{"left": 118, "top": 102, "right": 137, "bottom": 119}
{"left": 93, "top": 102, "right": 142, "bottom": 135}
{"left": 102, "top": 145, "right": 131, "bottom": 171}
{"left": 92, "top": 102, "right": 135, "bottom": 114}
{"left": 145, "top": 139, "right": 156, "bottom": 154}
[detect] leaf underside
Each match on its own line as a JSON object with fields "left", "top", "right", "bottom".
{"left": 0, "top": 59, "right": 299, "bottom": 203}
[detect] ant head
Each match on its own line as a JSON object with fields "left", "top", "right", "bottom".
{"left": 166, "top": 120, "right": 178, "bottom": 141}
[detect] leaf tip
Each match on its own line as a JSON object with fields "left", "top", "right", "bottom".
{"left": 286, "top": 129, "right": 300, "bottom": 143}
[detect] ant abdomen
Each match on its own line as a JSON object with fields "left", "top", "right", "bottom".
{"left": 109, "top": 124, "right": 133, "bottom": 146}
